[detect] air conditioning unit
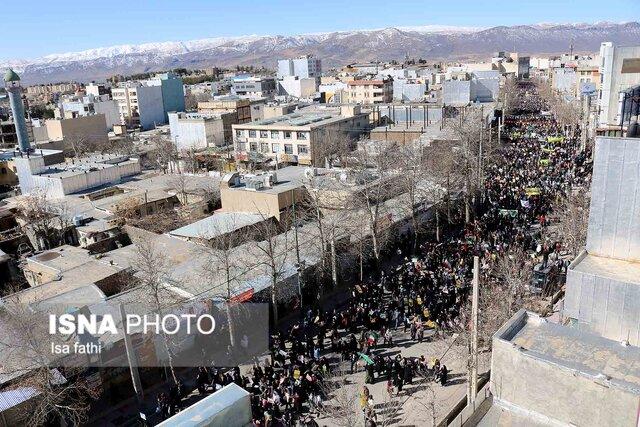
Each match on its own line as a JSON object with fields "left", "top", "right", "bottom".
{"left": 246, "top": 179, "right": 264, "bottom": 191}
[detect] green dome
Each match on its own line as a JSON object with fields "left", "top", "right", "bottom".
{"left": 3, "top": 69, "right": 20, "bottom": 82}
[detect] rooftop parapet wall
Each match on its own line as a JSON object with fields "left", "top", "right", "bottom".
{"left": 586, "top": 137, "right": 640, "bottom": 261}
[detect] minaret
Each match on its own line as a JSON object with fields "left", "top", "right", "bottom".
{"left": 4, "top": 69, "right": 31, "bottom": 153}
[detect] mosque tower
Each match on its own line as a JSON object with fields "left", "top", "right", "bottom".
{"left": 3, "top": 69, "right": 31, "bottom": 153}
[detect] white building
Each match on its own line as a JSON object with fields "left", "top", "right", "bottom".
{"left": 277, "top": 55, "right": 322, "bottom": 79}
{"left": 231, "top": 76, "right": 277, "bottom": 99}
{"left": 13, "top": 151, "right": 140, "bottom": 198}
{"left": 277, "top": 76, "right": 317, "bottom": 99}
{"left": 112, "top": 82, "right": 165, "bottom": 130}
{"left": 392, "top": 79, "right": 427, "bottom": 102}
{"left": 60, "top": 94, "right": 120, "bottom": 130}
{"left": 598, "top": 42, "right": 640, "bottom": 128}
{"left": 168, "top": 112, "right": 227, "bottom": 150}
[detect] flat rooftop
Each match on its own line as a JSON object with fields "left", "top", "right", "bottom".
{"left": 572, "top": 252, "right": 640, "bottom": 285}
{"left": 169, "top": 212, "right": 264, "bottom": 240}
{"left": 504, "top": 311, "right": 640, "bottom": 394}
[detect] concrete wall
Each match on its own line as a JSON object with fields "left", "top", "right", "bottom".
{"left": 46, "top": 115, "right": 109, "bottom": 148}
{"left": 136, "top": 85, "right": 165, "bottom": 130}
{"left": 491, "top": 311, "right": 640, "bottom": 427}
{"left": 443, "top": 80, "right": 471, "bottom": 105}
{"left": 564, "top": 255, "right": 640, "bottom": 346}
{"left": 586, "top": 137, "right": 640, "bottom": 261}
{"left": 599, "top": 43, "right": 640, "bottom": 126}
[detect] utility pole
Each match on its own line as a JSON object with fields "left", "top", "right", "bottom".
{"left": 291, "top": 188, "right": 303, "bottom": 311}
{"left": 467, "top": 256, "right": 480, "bottom": 406}
{"left": 120, "top": 303, "right": 144, "bottom": 404}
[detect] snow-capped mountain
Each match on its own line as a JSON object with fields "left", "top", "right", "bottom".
{"left": 3, "top": 22, "right": 639, "bottom": 84}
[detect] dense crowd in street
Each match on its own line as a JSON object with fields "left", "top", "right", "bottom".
{"left": 153, "top": 83, "right": 592, "bottom": 427}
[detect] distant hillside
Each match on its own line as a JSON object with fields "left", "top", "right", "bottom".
{"left": 3, "top": 22, "right": 639, "bottom": 84}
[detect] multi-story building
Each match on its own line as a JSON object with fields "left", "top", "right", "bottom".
{"left": 277, "top": 55, "right": 322, "bottom": 79}
{"left": 344, "top": 79, "right": 393, "bottom": 104}
{"left": 112, "top": 82, "right": 165, "bottom": 130}
{"left": 112, "top": 72, "right": 185, "bottom": 130}
{"left": 60, "top": 94, "right": 120, "bottom": 130}
{"left": 85, "top": 83, "right": 110, "bottom": 97}
{"left": 277, "top": 76, "right": 317, "bottom": 99}
{"left": 145, "top": 72, "right": 186, "bottom": 121}
{"left": 232, "top": 105, "right": 369, "bottom": 166}
{"left": 25, "top": 82, "right": 80, "bottom": 96}
{"left": 198, "top": 96, "right": 253, "bottom": 123}
{"left": 231, "top": 76, "right": 276, "bottom": 99}
{"left": 598, "top": 42, "right": 640, "bottom": 128}
{"left": 169, "top": 111, "right": 236, "bottom": 150}
{"left": 45, "top": 114, "right": 110, "bottom": 151}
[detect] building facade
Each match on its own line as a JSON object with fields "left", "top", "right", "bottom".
{"left": 232, "top": 105, "right": 369, "bottom": 166}
{"left": 344, "top": 79, "right": 393, "bottom": 104}
{"left": 277, "top": 55, "right": 322, "bottom": 79}
{"left": 598, "top": 42, "right": 640, "bottom": 128}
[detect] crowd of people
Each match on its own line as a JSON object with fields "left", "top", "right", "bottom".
{"left": 154, "top": 83, "right": 591, "bottom": 427}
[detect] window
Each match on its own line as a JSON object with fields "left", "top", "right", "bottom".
{"left": 272, "top": 144, "right": 281, "bottom": 153}
{"left": 284, "top": 144, "right": 293, "bottom": 154}
{"left": 260, "top": 130, "right": 269, "bottom": 138}
{"left": 284, "top": 131, "right": 292, "bottom": 139}
{"left": 271, "top": 130, "right": 280, "bottom": 139}
{"left": 298, "top": 145, "right": 309, "bottom": 155}
{"left": 237, "top": 142, "right": 247, "bottom": 151}
{"left": 249, "top": 130, "right": 256, "bottom": 138}
{"left": 261, "top": 143, "right": 269, "bottom": 153}
{"left": 250, "top": 142, "right": 258, "bottom": 151}
{"left": 235, "top": 129, "right": 243, "bottom": 137}
{"left": 296, "top": 132, "right": 308, "bottom": 140}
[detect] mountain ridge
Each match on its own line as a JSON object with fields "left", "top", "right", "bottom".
{"left": 3, "top": 22, "right": 639, "bottom": 84}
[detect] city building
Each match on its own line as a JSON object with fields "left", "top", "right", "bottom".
{"left": 25, "top": 82, "right": 80, "bottom": 96}
{"left": 85, "top": 82, "right": 110, "bottom": 97}
{"left": 14, "top": 152, "right": 140, "bottom": 198}
{"left": 218, "top": 171, "right": 306, "bottom": 221}
{"left": 169, "top": 111, "right": 235, "bottom": 150}
{"left": 198, "top": 96, "right": 252, "bottom": 123}
{"left": 318, "top": 81, "right": 348, "bottom": 104}
{"left": 598, "top": 42, "right": 640, "bottom": 128}
{"left": 392, "top": 79, "right": 427, "bottom": 102}
{"left": 232, "top": 105, "right": 369, "bottom": 166}
{"left": 45, "top": 114, "right": 109, "bottom": 152}
{"left": 112, "top": 73, "right": 185, "bottom": 130}
{"left": 471, "top": 70, "right": 500, "bottom": 102}
{"left": 443, "top": 80, "right": 472, "bottom": 105}
{"left": 277, "top": 76, "right": 317, "bottom": 99}
{"left": 59, "top": 94, "right": 120, "bottom": 130}
{"left": 146, "top": 72, "right": 186, "bottom": 121}
{"left": 277, "top": 55, "right": 322, "bottom": 79}
{"left": 343, "top": 79, "right": 393, "bottom": 104}
{"left": 231, "top": 76, "right": 276, "bottom": 99}
{"left": 112, "top": 82, "right": 164, "bottom": 130}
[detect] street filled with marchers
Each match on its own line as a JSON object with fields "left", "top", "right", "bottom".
{"left": 150, "top": 83, "right": 592, "bottom": 426}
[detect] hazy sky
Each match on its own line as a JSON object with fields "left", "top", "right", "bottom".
{"left": 2, "top": 0, "right": 636, "bottom": 60}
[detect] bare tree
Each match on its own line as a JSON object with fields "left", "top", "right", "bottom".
{"left": 317, "top": 369, "right": 361, "bottom": 427}
{"left": 151, "top": 136, "right": 179, "bottom": 173}
{"left": 0, "top": 296, "right": 99, "bottom": 426}
{"left": 197, "top": 218, "right": 251, "bottom": 346}
{"left": 250, "top": 215, "right": 291, "bottom": 322}
{"left": 128, "top": 236, "right": 179, "bottom": 384}
{"left": 395, "top": 141, "right": 430, "bottom": 253}
{"left": 16, "top": 190, "right": 72, "bottom": 251}
{"left": 351, "top": 142, "right": 397, "bottom": 268}
{"left": 313, "top": 128, "right": 355, "bottom": 168}
{"left": 445, "top": 106, "right": 491, "bottom": 224}
{"left": 555, "top": 189, "right": 590, "bottom": 258}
